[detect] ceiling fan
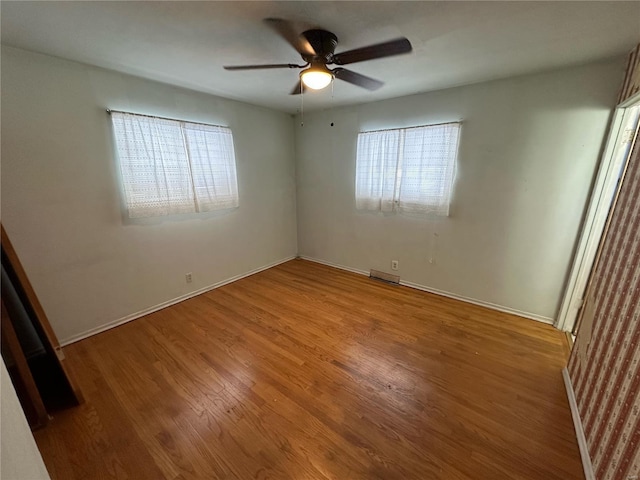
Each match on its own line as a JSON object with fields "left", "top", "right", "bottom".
{"left": 223, "top": 18, "right": 412, "bottom": 95}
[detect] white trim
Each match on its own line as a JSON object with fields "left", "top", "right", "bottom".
{"left": 562, "top": 368, "right": 595, "bottom": 480}
{"left": 298, "top": 255, "right": 370, "bottom": 277}
{"left": 299, "top": 256, "right": 554, "bottom": 325}
{"left": 400, "top": 279, "right": 553, "bottom": 324}
{"left": 60, "top": 255, "right": 296, "bottom": 346}
{"left": 557, "top": 102, "right": 640, "bottom": 332}
{"left": 619, "top": 90, "right": 640, "bottom": 108}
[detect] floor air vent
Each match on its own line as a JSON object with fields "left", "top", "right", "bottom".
{"left": 369, "top": 269, "right": 400, "bottom": 285}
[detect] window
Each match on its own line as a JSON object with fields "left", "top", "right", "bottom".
{"left": 111, "top": 111, "right": 239, "bottom": 218}
{"left": 355, "top": 122, "right": 460, "bottom": 216}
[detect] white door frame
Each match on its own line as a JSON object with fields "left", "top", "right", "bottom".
{"left": 556, "top": 93, "right": 640, "bottom": 332}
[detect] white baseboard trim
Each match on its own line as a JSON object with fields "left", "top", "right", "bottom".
{"left": 562, "top": 368, "right": 595, "bottom": 480}
{"left": 298, "top": 255, "right": 370, "bottom": 277}
{"left": 400, "top": 280, "right": 554, "bottom": 325}
{"left": 299, "top": 256, "right": 554, "bottom": 325}
{"left": 60, "top": 255, "right": 297, "bottom": 346}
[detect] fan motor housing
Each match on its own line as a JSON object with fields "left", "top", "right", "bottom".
{"left": 302, "top": 29, "right": 338, "bottom": 62}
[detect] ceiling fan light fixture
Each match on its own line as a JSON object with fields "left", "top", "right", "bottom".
{"left": 224, "top": 21, "right": 412, "bottom": 95}
{"left": 301, "top": 64, "right": 333, "bottom": 90}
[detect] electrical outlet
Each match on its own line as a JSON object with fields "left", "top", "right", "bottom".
{"left": 391, "top": 260, "right": 399, "bottom": 271}
{"left": 185, "top": 273, "right": 192, "bottom": 283}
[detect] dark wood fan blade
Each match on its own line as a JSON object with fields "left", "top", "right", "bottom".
{"left": 333, "top": 38, "right": 412, "bottom": 65}
{"left": 289, "top": 80, "right": 307, "bottom": 95}
{"left": 224, "top": 63, "right": 305, "bottom": 71}
{"left": 333, "top": 68, "right": 383, "bottom": 90}
{"left": 264, "top": 18, "right": 316, "bottom": 57}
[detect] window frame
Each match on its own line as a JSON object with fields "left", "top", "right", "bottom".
{"left": 110, "top": 110, "right": 239, "bottom": 219}
{"left": 355, "top": 121, "right": 461, "bottom": 216}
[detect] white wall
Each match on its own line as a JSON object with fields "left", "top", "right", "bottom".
{"left": 1, "top": 359, "right": 51, "bottom": 480}
{"left": 1, "top": 46, "right": 298, "bottom": 343}
{"left": 0, "top": 45, "right": 623, "bottom": 336}
{"left": 296, "top": 59, "right": 622, "bottom": 321}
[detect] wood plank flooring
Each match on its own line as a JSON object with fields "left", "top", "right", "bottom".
{"left": 33, "top": 259, "right": 584, "bottom": 480}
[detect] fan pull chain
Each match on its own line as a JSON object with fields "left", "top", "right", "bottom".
{"left": 300, "top": 82, "right": 304, "bottom": 127}
{"left": 330, "top": 77, "right": 335, "bottom": 127}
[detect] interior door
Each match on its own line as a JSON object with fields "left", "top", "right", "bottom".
{"left": 556, "top": 102, "right": 640, "bottom": 332}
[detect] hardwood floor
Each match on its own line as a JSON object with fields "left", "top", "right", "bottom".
{"left": 34, "top": 259, "right": 584, "bottom": 480}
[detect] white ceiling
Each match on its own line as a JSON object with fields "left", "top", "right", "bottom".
{"left": 2, "top": 1, "right": 639, "bottom": 113}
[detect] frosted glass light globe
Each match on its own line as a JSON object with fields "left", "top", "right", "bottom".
{"left": 301, "top": 69, "right": 332, "bottom": 90}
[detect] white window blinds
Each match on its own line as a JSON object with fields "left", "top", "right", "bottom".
{"left": 355, "top": 122, "right": 460, "bottom": 216}
{"left": 111, "top": 112, "right": 239, "bottom": 218}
